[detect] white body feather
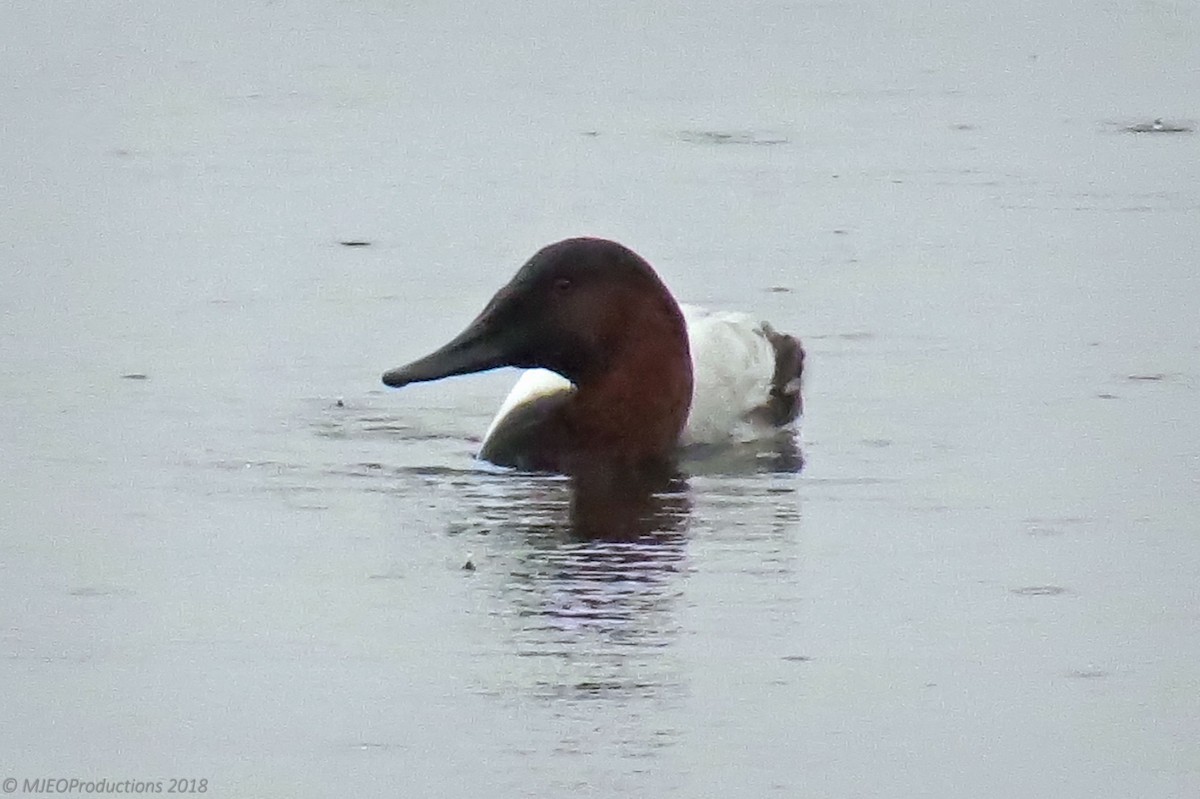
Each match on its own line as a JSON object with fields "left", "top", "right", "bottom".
{"left": 482, "top": 304, "right": 786, "bottom": 447}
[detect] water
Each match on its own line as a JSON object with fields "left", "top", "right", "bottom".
{"left": 3, "top": 0, "right": 1198, "bottom": 796}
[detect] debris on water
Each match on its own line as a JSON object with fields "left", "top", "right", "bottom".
{"left": 120, "top": 373, "right": 149, "bottom": 380}
{"left": 782, "top": 655, "right": 813, "bottom": 663}
{"left": 70, "top": 586, "right": 112, "bottom": 597}
{"left": 339, "top": 240, "right": 372, "bottom": 247}
{"left": 678, "top": 130, "right": 789, "bottom": 146}
{"left": 768, "top": 286, "right": 792, "bottom": 293}
{"left": 335, "top": 398, "right": 345, "bottom": 408}
{"left": 1124, "top": 118, "right": 1192, "bottom": 134}
{"left": 1011, "top": 585, "right": 1072, "bottom": 597}
{"left": 461, "top": 553, "right": 476, "bottom": 571}
{"left": 1127, "top": 373, "right": 1167, "bottom": 382}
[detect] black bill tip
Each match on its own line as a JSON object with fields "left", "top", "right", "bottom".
{"left": 381, "top": 367, "right": 414, "bottom": 388}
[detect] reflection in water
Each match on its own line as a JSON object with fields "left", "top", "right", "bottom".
{"left": 680, "top": 429, "right": 805, "bottom": 476}
{"left": 507, "top": 530, "right": 687, "bottom": 703}
{"left": 567, "top": 471, "right": 693, "bottom": 541}
{"left": 446, "top": 458, "right": 803, "bottom": 771}
{"left": 461, "top": 475, "right": 692, "bottom": 707}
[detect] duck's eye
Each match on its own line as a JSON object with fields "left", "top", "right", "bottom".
{"left": 553, "top": 277, "right": 573, "bottom": 293}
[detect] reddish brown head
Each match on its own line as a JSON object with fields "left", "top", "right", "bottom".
{"left": 382, "top": 238, "right": 694, "bottom": 474}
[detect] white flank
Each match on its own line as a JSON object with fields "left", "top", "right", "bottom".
{"left": 678, "top": 304, "right": 778, "bottom": 445}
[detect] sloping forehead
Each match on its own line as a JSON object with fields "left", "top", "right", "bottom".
{"left": 516, "top": 237, "right": 657, "bottom": 285}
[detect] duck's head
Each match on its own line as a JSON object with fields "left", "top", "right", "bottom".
{"left": 383, "top": 237, "right": 690, "bottom": 391}
{"left": 383, "top": 237, "right": 694, "bottom": 472}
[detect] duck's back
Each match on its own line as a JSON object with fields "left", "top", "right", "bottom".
{"left": 679, "top": 305, "right": 778, "bottom": 445}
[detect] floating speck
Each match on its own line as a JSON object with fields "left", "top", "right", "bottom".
{"left": 120, "top": 373, "right": 148, "bottom": 380}
{"left": 69, "top": 586, "right": 130, "bottom": 597}
{"left": 1125, "top": 118, "right": 1192, "bottom": 134}
{"left": 678, "top": 130, "right": 789, "bottom": 146}
{"left": 1011, "top": 585, "right": 1072, "bottom": 597}
{"left": 1127, "top": 373, "right": 1166, "bottom": 382}
{"left": 339, "top": 240, "right": 372, "bottom": 247}
{"left": 768, "top": 286, "right": 792, "bottom": 293}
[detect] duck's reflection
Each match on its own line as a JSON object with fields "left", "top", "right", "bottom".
{"left": 463, "top": 473, "right": 691, "bottom": 704}
{"left": 567, "top": 469, "right": 692, "bottom": 541}
{"left": 445, "top": 431, "right": 803, "bottom": 710}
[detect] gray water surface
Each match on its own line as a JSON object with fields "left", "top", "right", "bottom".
{"left": 3, "top": 0, "right": 1198, "bottom": 796}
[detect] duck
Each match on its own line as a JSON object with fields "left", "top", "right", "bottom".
{"left": 381, "top": 237, "right": 805, "bottom": 476}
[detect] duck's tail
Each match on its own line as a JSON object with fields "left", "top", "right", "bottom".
{"left": 753, "top": 323, "right": 805, "bottom": 426}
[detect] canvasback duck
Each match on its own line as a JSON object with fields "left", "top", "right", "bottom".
{"left": 382, "top": 238, "right": 804, "bottom": 475}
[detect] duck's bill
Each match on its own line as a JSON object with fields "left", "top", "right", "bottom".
{"left": 382, "top": 313, "right": 520, "bottom": 388}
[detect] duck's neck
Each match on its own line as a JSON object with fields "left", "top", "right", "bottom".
{"left": 477, "top": 297, "right": 693, "bottom": 476}
{"left": 565, "top": 301, "right": 693, "bottom": 469}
